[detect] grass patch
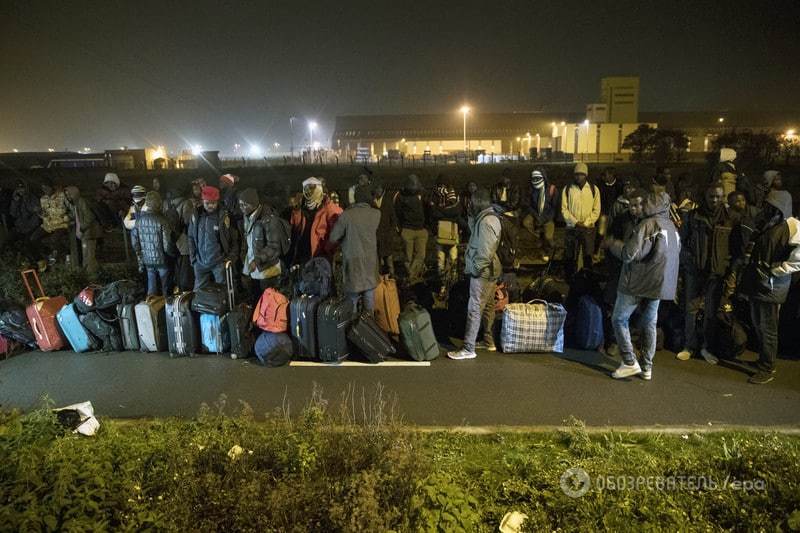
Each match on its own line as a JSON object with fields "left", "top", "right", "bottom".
{"left": 1, "top": 393, "right": 799, "bottom": 531}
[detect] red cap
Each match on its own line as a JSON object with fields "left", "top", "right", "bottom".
{"left": 201, "top": 185, "right": 220, "bottom": 201}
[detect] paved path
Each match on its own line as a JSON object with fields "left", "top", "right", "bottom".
{"left": 1, "top": 348, "right": 799, "bottom": 428}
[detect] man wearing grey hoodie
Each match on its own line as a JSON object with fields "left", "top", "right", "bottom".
{"left": 448, "top": 188, "right": 502, "bottom": 360}
{"left": 602, "top": 191, "right": 681, "bottom": 380}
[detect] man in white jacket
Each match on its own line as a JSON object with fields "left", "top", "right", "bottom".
{"left": 561, "top": 162, "right": 601, "bottom": 279}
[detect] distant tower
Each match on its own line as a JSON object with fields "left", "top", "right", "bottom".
{"left": 601, "top": 77, "right": 639, "bottom": 123}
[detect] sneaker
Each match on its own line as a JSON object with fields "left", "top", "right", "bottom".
{"left": 748, "top": 370, "right": 775, "bottom": 385}
{"left": 700, "top": 348, "right": 719, "bottom": 365}
{"left": 475, "top": 340, "right": 497, "bottom": 352}
{"left": 676, "top": 349, "right": 692, "bottom": 361}
{"left": 611, "top": 361, "right": 642, "bottom": 379}
{"left": 641, "top": 368, "right": 652, "bottom": 381}
{"left": 447, "top": 348, "right": 477, "bottom": 360}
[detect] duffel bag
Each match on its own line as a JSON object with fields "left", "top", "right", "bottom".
{"left": 500, "top": 299, "right": 567, "bottom": 353}
{"left": 191, "top": 284, "right": 229, "bottom": 316}
{"left": 80, "top": 311, "right": 123, "bottom": 352}
{"left": 94, "top": 280, "right": 144, "bottom": 310}
{"left": 0, "top": 299, "right": 37, "bottom": 348}
{"left": 254, "top": 331, "right": 294, "bottom": 367}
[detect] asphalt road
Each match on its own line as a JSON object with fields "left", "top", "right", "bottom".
{"left": 2, "top": 347, "right": 799, "bottom": 428}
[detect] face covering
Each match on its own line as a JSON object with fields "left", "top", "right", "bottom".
{"left": 303, "top": 186, "right": 324, "bottom": 210}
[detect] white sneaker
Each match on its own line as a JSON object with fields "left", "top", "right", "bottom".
{"left": 700, "top": 348, "right": 719, "bottom": 365}
{"left": 447, "top": 348, "right": 477, "bottom": 360}
{"left": 676, "top": 349, "right": 692, "bottom": 361}
{"left": 612, "top": 361, "right": 642, "bottom": 379}
{"left": 641, "top": 368, "right": 652, "bottom": 380}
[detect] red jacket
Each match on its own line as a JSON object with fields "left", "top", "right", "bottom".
{"left": 290, "top": 197, "right": 342, "bottom": 258}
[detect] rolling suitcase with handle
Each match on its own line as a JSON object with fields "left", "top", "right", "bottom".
{"left": 200, "top": 313, "right": 230, "bottom": 354}
{"left": 135, "top": 296, "right": 167, "bottom": 352}
{"left": 224, "top": 261, "right": 254, "bottom": 360}
{"left": 373, "top": 275, "right": 401, "bottom": 336}
{"left": 56, "top": 303, "right": 96, "bottom": 353}
{"left": 165, "top": 292, "right": 199, "bottom": 357}
{"left": 117, "top": 303, "right": 140, "bottom": 351}
{"left": 347, "top": 313, "right": 396, "bottom": 363}
{"left": 21, "top": 269, "right": 67, "bottom": 352}
{"left": 398, "top": 303, "right": 440, "bottom": 361}
{"left": 289, "top": 295, "right": 321, "bottom": 358}
{"left": 316, "top": 298, "right": 356, "bottom": 362}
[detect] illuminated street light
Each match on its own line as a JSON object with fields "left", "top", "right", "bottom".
{"left": 308, "top": 120, "right": 318, "bottom": 149}
{"left": 152, "top": 146, "right": 165, "bottom": 160}
{"left": 48, "top": 148, "right": 54, "bottom": 152}
{"left": 249, "top": 144, "right": 263, "bottom": 157}
{"left": 460, "top": 105, "right": 470, "bottom": 152}
{"left": 12, "top": 148, "right": 18, "bottom": 153}
{"left": 273, "top": 142, "right": 280, "bottom": 150}
{"left": 191, "top": 144, "right": 203, "bottom": 156}
{"left": 786, "top": 129, "right": 796, "bottom": 137}
{"left": 718, "top": 117, "right": 725, "bottom": 123}
{"left": 233, "top": 143, "right": 241, "bottom": 153}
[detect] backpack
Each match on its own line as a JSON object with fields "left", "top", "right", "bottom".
{"left": 705, "top": 309, "right": 747, "bottom": 360}
{"left": 253, "top": 288, "right": 289, "bottom": 333}
{"left": 74, "top": 285, "right": 101, "bottom": 314}
{"left": 94, "top": 280, "right": 145, "bottom": 311}
{"left": 496, "top": 213, "right": 519, "bottom": 270}
{"left": 297, "top": 257, "right": 332, "bottom": 298}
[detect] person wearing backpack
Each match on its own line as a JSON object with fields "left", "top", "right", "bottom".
{"left": 448, "top": 188, "right": 502, "bottom": 360}
{"left": 329, "top": 184, "right": 381, "bottom": 312}
{"left": 187, "top": 186, "right": 238, "bottom": 289}
{"left": 395, "top": 174, "right": 428, "bottom": 284}
{"left": 429, "top": 174, "right": 464, "bottom": 280}
{"left": 65, "top": 186, "right": 102, "bottom": 275}
{"left": 561, "top": 162, "right": 601, "bottom": 279}
{"left": 239, "top": 188, "right": 291, "bottom": 304}
{"left": 131, "top": 192, "right": 177, "bottom": 297}
{"left": 522, "top": 169, "right": 557, "bottom": 262}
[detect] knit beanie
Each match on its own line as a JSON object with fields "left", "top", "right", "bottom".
{"left": 239, "top": 187, "right": 259, "bottom": 207}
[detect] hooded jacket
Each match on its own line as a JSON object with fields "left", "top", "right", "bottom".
{"left": 65, "top": 190, "right": 102, "bottom": 241}
{"left": 681, "top": 204, "right": 735, "bottom": 276}
{"left": 608, "top": 192, "right": 680, "bottom": 300}
{"left": 374, "top": 191, "right": 400, "bottom": 257}
{"left": 395, "top": 176, "right": 426, "bottom": 229}
{"left": 561, "top": 181, "right": 601, "bottom": 228}
{"left": 40, "top": 190, "right": 69, "bottom": 233}
{"left": 741, "top": 217, "right": 796, "bottom": 304}
{"left": 465, "top": 206, "right": 502, "bottom": 280}
{"left": 187, "top": 206, "right": 237, "bottom": 267}
{"left": 526, "top": 180, "right": 558, "bottom": 225}
{"left": 9, "top": 183, "right": 42, "bottom": 235}
{"left": 132, "top": 208, "right": 176, "bottom": 268}
{"left": 491, "top": 181, "right": 521, "bottom": 214}
{"left": 95, "top": 182, "right": 132, "bottom": 218}
{"left": 289, "top": 196, "right": 342, "bottom": 259}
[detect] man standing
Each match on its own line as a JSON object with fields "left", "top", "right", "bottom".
{"left": 372, "top": 180, "right": 400, "bottom": 276}
{"left": 289, "top": 177, "right": 342, "bottom": 266}
{"left": 596, "top": 166, "right": 625, "bottom": 257}
{"left": 65, "top": 186, "right": 101, "bottom": 275}
{"left": 38, "top": 180, "right": 70, "bottom": 264}
{"left": 602, "top": 191, "right": 680, "bottom": 380}
{"left": 95, "top": 172, "right": 131, "bottom": 225}
{"left": 131, "top": 192, "right": 176, "bottom": 297}
{"left": 239, "top": 188, "right": 290, "bottom": 303}
{"left": 187, "top": 186, "right": 237, "bottom": 289}
{"left": 522, "top": 169, "right": 558, "bottom": 262}
{"left": 561, "top": 162, "right": 601, "bottom": 278}
{"left": 429, "top": 174, "right": 463, "bottom": 279}
{"left": 329, "top": 185, "right": 381, "bottom": 312}
{"left": 491, "top": 168, "right": 521, "bottom": 216}
{"left": 394, "top": 174, "right": 428, "bottom": 284}
{"left": 740, "top": 192, "right": 796, "bottom": 384}
{"left": 448, "top": 189, "right": 502, "bottom": 360}
{"left": 123, "top": 185, "right": 148, "bottom": 230}
{"left": 8, "top": 179, "right": 45, "bottom": 269}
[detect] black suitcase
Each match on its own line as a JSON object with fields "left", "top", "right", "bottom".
{"left": 117, "top": 302, "right": 140, "bottom": 351}
{"left": 166, "top": 292, "right": 200, "bottom": 357}
{"left": 317, "top": 298, "right": 356, "bottom": 363}
{"left": 191, "top": 283, "right": 229, "bottom": 315}
{"left": 289, "top": 295, "right": 321, "bottom": 357}
{"left": 348, "top": 313, "right": 396, "bottom": 364}
{"left": 224, "top": 262, "right": 254, "bottom": 360}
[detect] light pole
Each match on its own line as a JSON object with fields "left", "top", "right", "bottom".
{"left": 583, "top": 119, "right": 590, "bottom": 161}
{"left": 526, "top": 132, "right": 531, "bottom": 159}
{"left": 460, "top": 105, "right": 470, "bottom": 155}
{"left": 308, "top": 121, "right": 317, "bottom": 151}
{"left": 289, "top": 117, "right": 296, "bottom": 158}
{"left": 516, "top": 137, "right": 521, "bottom": 158}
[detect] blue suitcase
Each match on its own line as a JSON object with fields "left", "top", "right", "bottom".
{"left": 56, "top": 303, "right": 96, "bottom": 353}
{"left": 200, "top": 313, "right": 231, "bottom": 354}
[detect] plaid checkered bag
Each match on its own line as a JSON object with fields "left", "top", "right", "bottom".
{"left": 500, "top": 300, "right": 567, "bottom": 353}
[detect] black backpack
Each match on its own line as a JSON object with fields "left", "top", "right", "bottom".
{"left": 0, "top": 299, "right": 36, "bottom": 348}
{"left": 94, "top": 280, "right": 144, "bottom": 311}
{"left": 79, "top": 311, "right": 122, "bottom": 352}
{"left": 297, "top": 258, "right": 332, "bottom": 298}
{"left": 496, "top": 212, "right": 519, "bottom": 270}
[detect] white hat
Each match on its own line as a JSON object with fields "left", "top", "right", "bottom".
{"left": 719, "top": 148, "right": 736, "bottom": 163}
{"left": 302, "top": 177, "right": 323, "bottom": 188}
{"left": 103, "top": 172, "right": 120, "bottom": 186}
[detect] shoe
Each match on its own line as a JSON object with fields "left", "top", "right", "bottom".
{"left": 676, "top": 349, "right": 692, "bottom": 361}
{"left": 447, "top": 348, "right": 477, "bottom": 360}
{"left": 700, "top": 348, "right": 719, "bottom": 365}
{"left": 748, "top": 370, "right": 775, "bottom": 385}
{"left": 475, "top": 341, "right": 497, "bottom": 352}
{"left": 611, "top": 361, "right": 642, "bottom": 379}
{"left": 641, "top": 368, "right": 652, "bottom": 381}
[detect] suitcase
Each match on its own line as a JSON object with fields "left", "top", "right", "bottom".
{"left": 289, "top": 295, "right": 321, "bottom": 357}
{"left": 316, "top": 298, "right": 356, "bottom": 362}
{"left": 191, "top": 283, "right": 229, "bottom": 315}
{"left": 254, "top": 331, "right": 294, "bottom": 367}
{"left": 165, "top": 292, "right": 199, "bottom": 357}
{"left": 399, "top": 303, "right": 440, "bottom": 361}
{"left": 225, "top": 262, "right": 253, "bottom": 360}
{"left": 21, "top": 269, "right": 67, "bottom": 352}
{"left": 200, "top": 314, "right": 230, "bottom": 354}
{"left": 135, "top": 296, "right": 167, "bottom": 352}
{"left": 347, "top": 313, "right": 396, "bottom": 363}
{"left": 56, "top": 303, "right": 96, "bottom": 353}
{"left": 117, "top": 303, "right": 140, "bottom": 351}
{"left": 373, "top": 275, "right": 400, "bottom": 336}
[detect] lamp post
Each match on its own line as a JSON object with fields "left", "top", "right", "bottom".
{"left": 460, "top": 105, "right": 470, "bottom": 155}
{"left": 289, "top": 117, "right": 296, "bottom": 158}
{"left": 526, "top": 132, "right": 531, "bottom": 159}
{"left": 308, "top": 121, "right": 317, "bottom": 151}
{"left": 583, "top": 119, "right": 590, "bottom": 161}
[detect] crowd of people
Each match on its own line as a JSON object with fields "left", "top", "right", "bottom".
{"left": 0, "top": 150, "right": 797, "bottom": 384}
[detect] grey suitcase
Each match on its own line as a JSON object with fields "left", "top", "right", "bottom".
{"left": 166, "top": 292, "right": 199, "bottom": 357}
{"left": 135, "top": 296, "right": 167, "bottom": 352}
{"left": 117, "top": 303, "right": 140, "bottom": 351}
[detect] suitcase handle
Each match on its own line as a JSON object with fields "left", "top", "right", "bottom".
{"left": 225, "top": 260, "right": 236, "bottom": 310}
{"left": 30, "top": 316, "right": 43, "bottom": 340}
{"left": 21, "top": 270, "right": 46, "bottom": 303}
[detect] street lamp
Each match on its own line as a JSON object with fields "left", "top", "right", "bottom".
{"left": 526, "top": 132, "right": 532, "bottom": 157}
{"left": 289, "top": 117, "right": 296, "bottom": 157}
{"left": 273, "top": 142, "right": 280, "bottom": 151}
{"left": 516, "top": 136, "right": 521, "bottom": 157}
{"left": 308, "top": 121, "right": 318, "bottom": 150}
{"left": 718, "top": 117, "right": 725, "bottom": 123}
{"left": 249, "top": 144, "right": 263, "bottom": 157}
{"left": 460, "top": 105, "right": 470, "bottom": 152}
{"left": 583, "top": 119, "right": 590, "bottom": 159}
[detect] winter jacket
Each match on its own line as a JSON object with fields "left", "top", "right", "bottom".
{"left": 465, "top": 207, "right": 502, "bottom": 280}
{"left": 429, "top": 187, "right": 464, "bottom": 226}
{"left": 123, "top": 203, "right": 143, "bottom": 230}
{"left": 741, "top": 218, "right": 795, "bottom": 304}
{"left": 598, "top": 179, "right": 625, "bottom": 216}
{"left": 680, "top": 205, "right": 735, "bottom": 277}
{"left": 394, "top": 189, "right": 426, "bottom": 229}
{"left": 289, "top": 196, "right": 342, "bottom": 259}
{"left": 608, "top": 197, "right": 636, "bottom": 241}
{"left": 95, "top": 183, "right": 132, "bottom": 219}
{"left": 608, "top": 192, "right": 681, "bottom": 300}
{"left": 9, "top": 187, "right": 42, "bottom": 234}
{"left": 771, "top": 217, "right": 800, "bottom": 277}
{"left": 187, "top": 207, "right": 237, "bottom": 267}
{"left": 131, "top": 211, "right": 175, "bottom": 268}
{"left": 374, "top": 192, "right": 400, "bottom": 257}
{"left": 526, "top": 182, "right": 558, "bottom": 225}
{"left": 66, "top": 196, "right": 102, "bottom": 241}
{"left": 561, "top": 182, "right": 601, "bottom": 228}
{"left": 40, "top": 191, "right": 69, "bottom": 233}
{"left": 491, "top": 182, "right": 521, "bottom": 214}
{"left": 329, "top": 203, "right": 381, "bottom": 293}
{"left": 243, "top": 205, "right": 290, "bottom": 278}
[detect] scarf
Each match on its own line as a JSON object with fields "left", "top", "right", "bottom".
{"left": 532, "top": 180, "right": 546, "bottom": 216}
{"left": 304, "top": 186, "right": 324, "bottom": 210}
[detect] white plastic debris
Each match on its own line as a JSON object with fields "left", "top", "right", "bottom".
{"left": 227, "top": 445, "right": 244, "bottom": 460}
{"left": 53, "top": 401, "right": 100, "bottom": 436}
{"left": 499, "top": 511, "right": 528, "bottom": 533}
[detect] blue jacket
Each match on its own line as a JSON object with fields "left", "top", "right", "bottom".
{"left": 187, "top": 207, "right": 237, "bottom": 267}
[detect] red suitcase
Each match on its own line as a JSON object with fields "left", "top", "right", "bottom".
{"left": 22, "top": 269, "right": 67, "bottom": 352}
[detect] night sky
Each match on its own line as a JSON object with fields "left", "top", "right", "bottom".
{"left": 2, "top": 0, "right": 798, "bottom": 153}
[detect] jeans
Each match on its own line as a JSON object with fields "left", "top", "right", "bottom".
{"left": 401, "top": 228, "right": 428, "bottom": 282}
{"left": 612, "top": 291, "right": 660, "bottom": 370}
{"left": 564, "top": 226, "right": 595, "bottom": 279}
{"left": 463, "top": 276, "right": 497, "bottom": 352}
{"left": 348, "top": 288, "right": 375, "bottom": 313}
{"left": 193, "top": 263, "right": 226, "bottom": 290}
{"left": 436, "top": 243, "right": 458, "bottom": 275}
{"left": 146, "top": 267, "right": 173, "bottom": 297}
{"left": 750, "top": 300, "right": 780, "bottom": 372}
